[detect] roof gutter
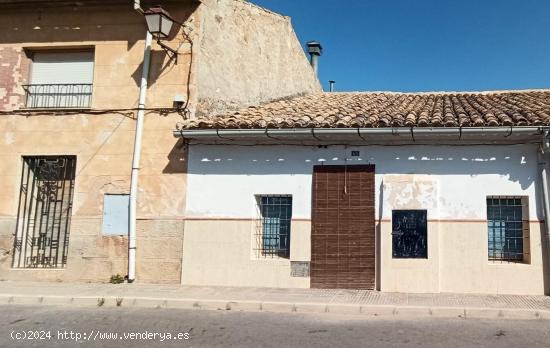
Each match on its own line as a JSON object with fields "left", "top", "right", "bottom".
{"left": 174, "top": 126, "right": 548, "bottom": 141}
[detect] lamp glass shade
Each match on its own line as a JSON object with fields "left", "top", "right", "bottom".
{"left": 145, "top": 13, "right": 161, "bottom": 35}
{"left": 144, "top": 10, "right": 174, "bottom": 39}
{"left": 160, "top": 16, "right": 174, "bottom": 38}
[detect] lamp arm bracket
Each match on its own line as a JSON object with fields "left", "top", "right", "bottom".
{"left": 156, "top": 39, "right": 178, "bottom": 64}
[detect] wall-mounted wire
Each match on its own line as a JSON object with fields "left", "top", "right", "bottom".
{"left": 0, "top": 107, "right": 180, "bottom": 118}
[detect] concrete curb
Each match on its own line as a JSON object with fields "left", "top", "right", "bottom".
{"left": 1, "top": 294, "right": 548, "bottom": 320}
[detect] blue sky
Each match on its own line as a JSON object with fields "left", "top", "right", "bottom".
{"left": 250, "top": 0, "right": 550, "bottom": 92}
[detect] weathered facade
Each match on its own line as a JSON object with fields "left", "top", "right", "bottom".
{"left": 0, "top": 0, "right": 320, "bottom": 283}
{"left": 178, "top": 91, "right": 550, "bottom": 295}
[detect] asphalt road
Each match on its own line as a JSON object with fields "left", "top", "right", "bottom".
{"left": 0, "top": 305, "right": 549, "bottom": 348}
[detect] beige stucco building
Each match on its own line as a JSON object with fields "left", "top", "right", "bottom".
{"left": 0, "top": 0, "right": 321, "bottom": 284}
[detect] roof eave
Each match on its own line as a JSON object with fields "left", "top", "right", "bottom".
{"left": 174, "top": 126, "right": 549, "bottom": 145}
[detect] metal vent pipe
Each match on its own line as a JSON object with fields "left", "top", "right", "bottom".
{"left": 306, "top": 41, "right": 322, "bottom": 76}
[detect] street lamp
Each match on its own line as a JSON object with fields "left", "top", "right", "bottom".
{"left": 143, "top": 6, "right": 178, "bottom": 62}
{"left": 144, "top": 6, "right": 174, "bottom": 39}
{"left": 128, "top": 4, "right": 180, "bottom": 282}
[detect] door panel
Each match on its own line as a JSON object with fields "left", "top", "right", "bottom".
{"left": 311, "top": 165, "right": 376, "bottom": 289}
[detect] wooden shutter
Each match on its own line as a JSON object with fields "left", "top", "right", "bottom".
{"left": 311, "top": 165, "right": 376, "bottom": 289}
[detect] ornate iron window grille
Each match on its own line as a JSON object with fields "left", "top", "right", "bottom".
{"left": 487, "top": 197, "right": 528, "bottom": 262}
{"left": 392, "top": 210, "right": 428, "bottom": 258}
{"left": 255, "top": 195, "right": 292, "bottom": 259}
{"left": 12, "top": 156, "right": 77, "bottom": 269}
{"left": 22, "top": 84, "right": 92, "bottom": 109}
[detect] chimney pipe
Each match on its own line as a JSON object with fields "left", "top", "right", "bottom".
{"left": 329, "top": 80, "right": 335, "bottom": 92}
{"left": 306, "top": 41, "right": 322, "bottom": 76}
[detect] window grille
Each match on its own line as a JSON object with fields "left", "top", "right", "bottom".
{"left": 487, "top": 197, "right": 528, "bottom": 262}
{"left": 255, "top": 195, "right": 292, "bottom": 258}
{"left": 12, "top": 156, "right": 76, "bottom": 268}
{"left": 23, "top": 84, "right": 93, "bottom": 109}
{"left": 392, "top": 210, "right": 428, "bottom": 258}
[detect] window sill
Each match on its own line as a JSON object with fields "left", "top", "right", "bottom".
{"left": 391, "top": 257, "right": 430, "bottom": 261}
{"left": 252, "top": 257, "right": 290, "bottom": 265}
{"left": 488, "top": 261, "right": 531, "bottom": 267}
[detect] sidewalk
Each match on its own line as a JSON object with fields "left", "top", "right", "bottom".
{"left": 1, "top": 281, "right": 550, "bottom": 320}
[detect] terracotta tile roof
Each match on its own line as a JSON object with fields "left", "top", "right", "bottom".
{"left": 184, "top": 90, "right": 550, "bottom": 129}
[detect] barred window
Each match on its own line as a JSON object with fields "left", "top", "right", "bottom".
{"left": 12, "top": 156, "right": 76, "bottom": 268}
{"left": 24, "top": 50, "right": 94, "bottom": 109}
{"left": 256, "top": 195, "right": 292, "bottom": 258}
{"left": 487, "top": 197, "right": 529, "bottom": 262}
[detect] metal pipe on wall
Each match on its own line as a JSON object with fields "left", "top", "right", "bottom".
{"left": 128, "top": 30, "right": 153, "bottom": 282}
{"left": 537, "top": 133, "right": 550, "bottom": 279}
{"left": 538, "top": 151, "right": 550, "bottom": 234}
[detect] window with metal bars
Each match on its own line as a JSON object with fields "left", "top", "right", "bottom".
{"left": 25, "top": 51, "right": 94, "bottom": 109}
{"left": 12, "top": 156, "right": 76, "bottom": 268}
{"left": 256, "top": 195, "right": 292, "bottom": 258}
{"left": 487, "top": 197, "right": 529, "bottom": 263}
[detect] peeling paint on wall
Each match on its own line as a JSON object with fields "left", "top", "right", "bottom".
{"left": 3, "top": 132, "right": 15, "bottom": 145}
{"left": 382, "top": 175, "right": 439, "bottom": 214}
{"left": 186, "top": 145, "right": 541, "bottom": 220}
{"left": 0, "top": 47, "right": 29, "bottom": 111}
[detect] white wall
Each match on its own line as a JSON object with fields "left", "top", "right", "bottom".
{"left": 184, "top": 144, "right": 548, "bottom": 293}
{"left": 186, "top": 144, "right": 542, "bottom": 221}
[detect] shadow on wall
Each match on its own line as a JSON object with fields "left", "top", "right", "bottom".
{"left": 163, "top": 138, "right": 187, "bottom": 174}
{"left": 0, "top": 3, "right": 199, "bottom": 48}
{"left": 187, "top": 145, "right": 539, "bottom": 190}
{"left": 132, "top": 50, "right": 176, "bottom": 89}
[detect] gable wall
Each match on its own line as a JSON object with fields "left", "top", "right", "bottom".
{"left": 194, "top": 0, "right": 322, "bottom": 117}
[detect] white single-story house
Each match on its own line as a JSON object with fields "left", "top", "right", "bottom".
{"left": 175, "top": 90, "right": 550, "bottom": 295}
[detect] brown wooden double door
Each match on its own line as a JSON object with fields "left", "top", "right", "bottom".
{"left": 311, "top": 165, "right": 376, "bottom": 290}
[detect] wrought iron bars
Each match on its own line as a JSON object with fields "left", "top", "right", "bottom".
{"left": 12, "top": 156, "right": 77, "bottom": 268}
{"left": 487, "top": 197, "right": 528, "bottom": 262}
{"left": 22, "top": 84, "right": 92, "bottom": 109}
{"left": 255, "top": 195, "right": 292, "bottom": 258}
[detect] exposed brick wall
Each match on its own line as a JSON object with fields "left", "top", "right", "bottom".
{"left": 0, "top": 47, "right": 29, "bottom": 111}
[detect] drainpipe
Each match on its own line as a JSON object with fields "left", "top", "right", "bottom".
{"left": 538, "top": 132, "right": 550, "bottom": 268}
{"left": 128, "top": 30, "right": 153, "bottom": 283}
{"left": 306, "top": 41, "right": 322, "bottom": 77}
